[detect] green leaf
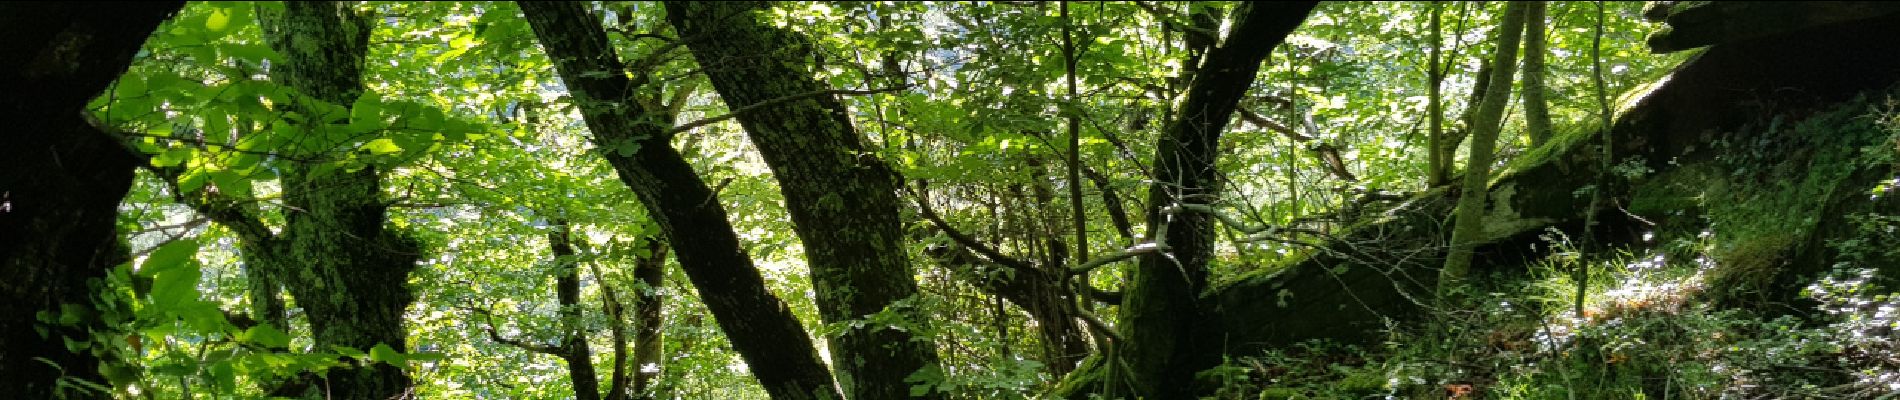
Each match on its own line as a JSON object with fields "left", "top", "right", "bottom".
{"left": 149, "top": 262, "right": 202, "bottom": 308}
{"left": 612, "top": 139, "right": 641, "bottom": 157}
{"left": 368, "top": 343, "right": 400, "bottom": 364}
{"left": 152, "top": 147, "right": 193, "bottom": 168}
{"left": 205, "top": 8, "right": 232, "bottom": 33}
{"left": 209, "top": 360, "right": 236, "bottom": 391}
{"left": 177, "top": 168, "right": 209, "bottom": 195}
{"left": 351, "top": 91, "right": 385, "bottom": 127}
{"left": 333, "top": 346, "right": 366, "bottom": 359}
{"left": 140, "top": 238, "right": 201, "bottom": 277}
{"left": 362, "top": 138, "right": 404, "bottom": 155}
{"left": 241, "top": 325, "right": 291, "bottom": 349}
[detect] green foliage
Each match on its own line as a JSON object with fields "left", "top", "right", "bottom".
{"left": 67, "top": 1, "right": 1698, "bottom": 398}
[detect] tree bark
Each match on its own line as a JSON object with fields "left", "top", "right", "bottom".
{"left": 664, "top": 3, "right": 945, "bottom": 399}
{"left": 631, "top": 240, "right": 668, "bottom": 399}
{"left": 1439, "top": 1, "right": 1528, "bottom": 297}
{"left": 1117, "top": 3, "right": 1316, "bottom": 398}
{"left": 0, "top": 2, "right": 182, "bottom": 397}
{"left": 516, "top": 3, "right": 843, "bottom": 399}
{"left": 257, "top": 3, "right": 424, "bottom": 398}
{"left": 1426, "top": 1, "right": 1448, "bottom": 187}
{"left": 549, "top": 222, "right": 603, "bottom": 400}
{"left": 1522, "top": 2, "right": 1552, "bottom": 147}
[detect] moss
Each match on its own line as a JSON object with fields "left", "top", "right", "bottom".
{"left": 1705, "top": 233, "right": 1796, "bottom": 302}
{"left": 1257, "top": 387, "right": 1305, "bottom": 400}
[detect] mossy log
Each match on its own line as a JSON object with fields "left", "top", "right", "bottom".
{"left": 1059, "top": 11, "right": 1900, "bottom": 397}
{"left": 1209, "top": 9, "right": 1900, "bottom": 357}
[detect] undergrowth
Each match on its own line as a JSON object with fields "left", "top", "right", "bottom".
{"left": 1205, "top": 232, "right": 1900, "bottom": 399}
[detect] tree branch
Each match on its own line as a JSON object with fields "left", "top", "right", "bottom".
{"left": 465, "top": 302, "right": 566, "bottom": 356}
{"left": 1067, "top": 242, "right": 1166, "bottom": 275}
{"left": 907, "top": 185, "right": 1038, "bottom": 272}
{"left": 663, "top": 86, "right": 908, "bottom": 137}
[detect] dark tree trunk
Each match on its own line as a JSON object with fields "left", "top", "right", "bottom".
{"left": 516, "top": 3, "right": 843, "bottom": 399}
{"left": 665, "top": 3, "right": 945, "bottom": 399}
{"left": 259, "top": 3, "right": 420, "bottom": 398}
{"left": 243, "top": 241, "right": 289, "bottom": 332}
{"left": 1117, "top": 2, "right": 1315, "bottom": 398}
{"left": 549, "top": 222, "right": 603, "bottom": 400}
{"left": 631, "top": 240, "right": 668, "bottom": 398}
{"left": 0, "top": 2, "right": 182, "bottom": 397}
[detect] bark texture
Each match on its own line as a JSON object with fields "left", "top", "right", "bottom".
{"left": 1439, "top": 1, "right": 1528, "bottom": 296}
{"left": 259, "top": 3, "right": 421, "bottom": 398}
{"left": 665, "top": 2, "right": 945, "bottom": 398}
{"left": 631, "top": 240, "right": 668, "bottom": 398}
{"left": 549, "top": 223, "right": 603, "bottom": 400}
{"left": 0, "top": 2, "right": 182, "bottom": 397}
{"left": 517, "top": 3, "right": 843, "bottom": 399}
{"left": 1117, "top": 3, "right": 1316, "bottom": 398}
{"left": 1522, "top": 2, "right": 1551, "bottom": 147}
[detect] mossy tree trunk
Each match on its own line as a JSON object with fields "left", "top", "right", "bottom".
{"left": 1438, "top": 1, "right": 1527, "bottom": 298}
{"left": 258, "top": 3, "right": 422, "bottom": 398}
{"left": 0, "top": 4, "right": 182, "bottom": 396}
{"left": 1522, "top": 2, "right": 1552, "bottom": 147}
{"left": 1117, "top": 3, "right": 1316, "bottom": 398}
{"left": 517, "top": 3, "right": 843, "bottom": 399}
{"left": 665, "top": 2, "right": 945, "bottom": 398}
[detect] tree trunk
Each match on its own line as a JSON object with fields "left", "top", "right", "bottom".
{"left": 664, "top": 3, "right": 944, "bottom": 399}
{"left": 631, "top": 240, "right": 668, "bottom": 398}
{"left": 516, "top": 3, "right": 843, "bottom": 399}
{"left": 1426, "top": 1, "right": 1448, "bottom": 187}
{"left": 0, "top": 3, "right": 182, "bottom": 397}
{"left": 1117, "top": 3, "right": 1316, "bottom": 398}
{"left": 549, "top": 222, "right": 603, "bottom": 400}
{"left": 1439, "top": 1, "right": 1528, "bottom": 297}
{"left": 1522, "top": 2, "right": 1552, "bottom": 147}
{"left": 259, "top": 3, "right": 420, "bottom": 398}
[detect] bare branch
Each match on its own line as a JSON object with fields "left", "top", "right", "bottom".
{"left": 1067, "top": 242, "right": 1166, "bottom": 275}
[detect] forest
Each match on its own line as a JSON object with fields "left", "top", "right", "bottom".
{"left": 5, "top": 1, "right": 1900, "bottom": 399}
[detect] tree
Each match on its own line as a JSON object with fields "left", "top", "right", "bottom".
{"left": 664, "top": 3, "right": 947, "bottom": 399}
{"left": 0, "top": 3, "right": 183, "bottom": 397}
{"left": 1438, "top": 1, "right": 1528, "bottom": 297}
{"left": 1522, "top": 2, "right": 1552, "bottom": 147}
{"left": 1116, "top": 2, "right": 1316, "bottom": 398}
{"left": 1426, "top": 1, "right": 1448, "bottom": 187}
{"left": 254, "top": 2, "right": 424, "bottom": 397}
{"left": 515, "top": 2, "right": 844, "bottom": 399}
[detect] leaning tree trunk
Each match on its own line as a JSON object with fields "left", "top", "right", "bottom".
{"left": 1210, "top": 4, "right": 1900, "bottom": 359}
{"left": 0, "top": 3, "right": 182, "bottom": 397}
{"left": 1117, "top": 3, "right": 1316, "bottom": 398}
{"left": 665, "top": 3, "right": 945, "bottom": 399}
{"left": 1439, "top": 1, "right": 1528, "bottom": 297}
{"left": 516, "top": 3, "right": 844, "bottom": 399}
{"left": 259, "top": 3, "right": 421, "bottom": 398}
